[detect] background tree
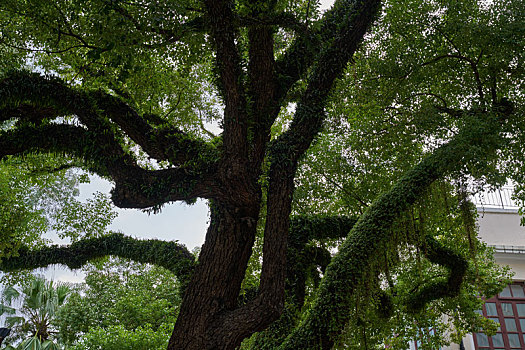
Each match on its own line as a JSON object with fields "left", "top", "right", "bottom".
{"left": 0, "top": 153, "right": 117, "bottom": 273}
{"left": 0, "top": 276, "right": 71, "bottom": 346}
{"left": 66, "top": 323, "right": 173, "bottom": 350}
{"left": 54, "top": 258, "right": 180, "bottom": 348}
{"left": 0, "top": 0, "right": 523, "bottom": 349}
{"left": 0, "top": 157, "right": 49, "bottom": 263}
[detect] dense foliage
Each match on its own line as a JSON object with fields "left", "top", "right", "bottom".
{"left": 282, "top": 0, "right": 523, "bottom": 347}
{"left": 55, "top": 258, "right": 180, "bottom": 349}
{"left": 0, "top": 0, "right": 523, "bottom": 349}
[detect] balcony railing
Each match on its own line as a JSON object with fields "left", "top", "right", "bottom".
{"left": 472, "top": 186, "right": 520, "bottom": 210}
{"left": 490, "top": 245, "right": 525, "bottom": 254}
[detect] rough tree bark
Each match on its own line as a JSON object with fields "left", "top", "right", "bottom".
{"left": 165, "top": 1, "right": 383, "bottom": 348}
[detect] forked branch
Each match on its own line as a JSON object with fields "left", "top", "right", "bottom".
{"left": 0, "top": 72, "right": 221, "bottom": 208}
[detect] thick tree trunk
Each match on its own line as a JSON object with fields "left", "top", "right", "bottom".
{"left": 167, "top": 201, "right": 260, "bottom": 350}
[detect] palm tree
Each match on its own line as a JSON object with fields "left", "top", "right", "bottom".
{"left": 0, "top": 276, "right": 71, "bottom": 343}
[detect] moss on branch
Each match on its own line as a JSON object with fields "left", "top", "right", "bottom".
{"left": 248, "top": 215, "right": 357, "bottom": 349}
{"left": 0, "top": 232, "right": 195, "bottom": 285}
{"left": 0, "top": 123, "right": 218, "bottom": 208}
{"left": 0, "top": 70, "right": 218, "bottom": 168}
{"left": 90, "top": 91, "right": 219, "bottom": 167}
{"left": 279, "top": 108, "right": 509, "bottom": 349}
{"left": 271, "top": 0, "right": 381, "bottom": 168}
{"left": 405, "top": 235, "right": 468, "bottom": 312}
{"left": 0, "top": 73, "right": 222, "bottom": 208}
{"left": 286, "top": 215, "right": 357, "bottom": 307}
{"left": 290, "top": 215, "right": 358, "bottom": 244}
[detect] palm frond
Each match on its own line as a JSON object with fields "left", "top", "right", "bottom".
{"left": 41, "top": 340, "right": 60, "bottom": 350}
{"left": 2, "top": 285, "right": 20, "bottom": 304}
{"left": 20, "top": 336, "right": 42, "bottom": 350}
{"left": 0, "top": 303, "right": 17, "bottom": 315}
{"left": 6, "top": 315, "right": 26, "bottom": 327}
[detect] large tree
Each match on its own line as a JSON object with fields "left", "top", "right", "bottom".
{"left": 0, "top": 0, "right": 523, "bottom": 349}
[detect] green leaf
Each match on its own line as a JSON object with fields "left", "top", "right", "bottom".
{"left": 41, "top": 340, "right": 59, "bottom": 350}
{"left": 20, "top": 337, "right": 41, "bottom": 350}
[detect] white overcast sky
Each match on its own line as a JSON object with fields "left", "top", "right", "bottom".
{"left": 78, "top": 176, "right": 209, "bottom": 250}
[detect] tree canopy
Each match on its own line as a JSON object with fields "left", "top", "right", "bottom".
{"left": 57, "top": 258, "right": 180, "bottom": 349}
{"left": 0, "top": 0, "right": 523, "bottom": 349}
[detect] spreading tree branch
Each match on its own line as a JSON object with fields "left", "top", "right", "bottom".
{"left": 275, "top": 0, "right": 378, "bottom": 104}
{"left": 279, "top": 106, "right": 511, "bottom": 349}
{"left": 0, "top": 72, "right": 221, "bottom": 208}
{"left": 90, "top": 91, "right": 219, "bottom": 166}
{"left": 1, "top": 121, "right": 218, "bottom": 209}
{"left": 287, "top": 215, "right": 358, "bottom": 307}
{"left": 0, "top": 104, "right": 58, "bottom": 124}
{"left": 404, "top": 235, "right": 468, "bottom": 312}
{"left": 0, "top": 232, "right": 195, "bottom": 285}
{"left": 0, "top": 71, "right": 217, "bottom": 166}
{"left": 273, "top": 0, "right": 381, "bottom": 165}
{"left": 0, "top": 123, "right": 219, "bottom": 208}
{"left": 0, "top": 123, "right": 136, "bottom": 179}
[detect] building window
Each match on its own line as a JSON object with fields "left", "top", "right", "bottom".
{"left": 474, "top": 283, "right": 525, "bottom": 349}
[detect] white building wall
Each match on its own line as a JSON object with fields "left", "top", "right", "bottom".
{"left": 455, "top": 208, "right": 525, "bottom": 350}
{"left": 438, "top": 208, "right": 525, "bottom": 350}
{"left": 477, "top": 209, "right": 525, "bottom": 247}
